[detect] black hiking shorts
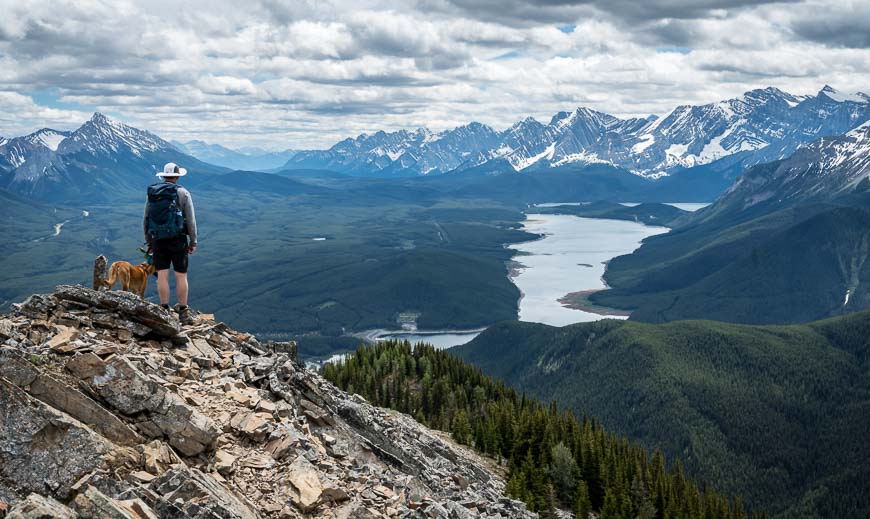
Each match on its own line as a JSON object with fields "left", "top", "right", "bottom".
{"left": 152, "top": 236, "right": 189, "bottom": 274}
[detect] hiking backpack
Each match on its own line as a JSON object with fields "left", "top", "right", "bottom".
{"left": 146, "top": 182, "right": 186, "bottom": 240}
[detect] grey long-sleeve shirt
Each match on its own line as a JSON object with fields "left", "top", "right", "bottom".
{"left": 143, "top": 184, "right": 198, "bottom": 246}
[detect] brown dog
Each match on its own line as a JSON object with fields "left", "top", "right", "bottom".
{"left": 103, "top": 261, "right": 156, "bottom": 297}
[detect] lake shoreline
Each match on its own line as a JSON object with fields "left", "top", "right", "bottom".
{"left": 506, "top": 210, "right": 669, "bottom": 326}
{"left": 352, "top": 327, "right": 488, "bottom": 343}
{"left": 557, "top": 289, "right": 632, "bottom": 317}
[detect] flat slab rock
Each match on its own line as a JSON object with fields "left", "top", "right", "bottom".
{"left": 148, "top": 467, "right": 258, "bottom": 519}
{"left": 52, "top": 285, "right": 181, "bottom": 338}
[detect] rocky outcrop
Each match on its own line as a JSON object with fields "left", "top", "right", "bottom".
{"left": 0, "top": 378, "right": 111, "bottom": 502}
{"left": 0, "top": 286, "right": 535, "bottom": 518}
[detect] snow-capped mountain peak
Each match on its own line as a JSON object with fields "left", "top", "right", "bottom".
{"left": 0, "top": 112, "right": 220, "bottom": 200}
{"left": 818, "top": 85, "right": 869, "bottom": 104}
{"left": 23, "top": 129, "right": 70, "bottom": 151}
{"left": 282, "top": 85, "right": 870, "bottom": 177}
{"left": 65, "top": 112, "right": 170, "bottom": 157}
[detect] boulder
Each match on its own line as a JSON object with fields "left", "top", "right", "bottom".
{"left": 65, "top": 353, "right": 106, "bottom": 380}
{"left": 82, "top": 356, "right": 217, "bottom": 455}
{"left": 87, "top": 356, "right": 166, "bottom": 415}
{"left": 93, "top": 255, "right": 108, "bottom": 291}
{"left": 286, "top": 455, "right": 323, "bottom": 513}
{"left": 0, "top": 349, "right": 38, "bottom": 387}
{"left": 139, "top": 441, "right": 178, "bottom": 475}
{"left": 229, "top": 411, "right": 272, "bottom": 442}
{"left": 45, "top": 325, "right": 79, "bottom": 353}
{"left": 0, "top": 379, "right": 111, "bottom": 501}
{"left": 145, "top": 393, "right": 219, "bottom": 456}
{"left": 11, "top": 294, "right": 55, "bottom": 321}
{"left": 5, "top": 493, "right": 77, "bottom": 519}
{"left": 213, "top": 449, "right": 237, "bottom": 475}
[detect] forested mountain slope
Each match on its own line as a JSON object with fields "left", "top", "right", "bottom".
{"left": 590, "top": 123, "right": 870, "bottom": 323}
{"left": 324, "top": 340, "right": 754, "bottom": 518}
{"left": 453, "top": 313, "right": 870, "bottom": 518}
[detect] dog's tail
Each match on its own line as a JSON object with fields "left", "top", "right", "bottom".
{"left": 103, "top": 263, "right": 120, "bottom": 288}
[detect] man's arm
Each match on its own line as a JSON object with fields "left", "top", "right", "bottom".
{"left": 179, "top": 188, "right": 197, "bottom": 247}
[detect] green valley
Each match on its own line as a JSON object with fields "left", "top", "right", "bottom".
{"left": 0, "top": 173, "right": 532, "bottom": 344}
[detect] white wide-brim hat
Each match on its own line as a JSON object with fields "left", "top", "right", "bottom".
{"left": 157, "top": 162, "right": 187, "bottom": 177}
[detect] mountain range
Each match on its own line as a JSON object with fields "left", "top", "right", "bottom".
{"left": 0, "top": 113, "right": 225, "bottom": 200}
{"left": 2, "top": 85, "right": 867, "bottom": 204}
{"left": 171, "top": 140, "right": 296, "bottom": 171}
{"left": 283, "top": 85, "right": 870, "bottom": 178}
{"left": 587, "top": 117, "right": 870, "bottom": 324}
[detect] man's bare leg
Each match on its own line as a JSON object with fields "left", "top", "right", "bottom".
{"left": 157, "top": 270, "right": 171, "bottom": 305}
{"left": 175, "top": 272, "right": 188, "bottom": 307}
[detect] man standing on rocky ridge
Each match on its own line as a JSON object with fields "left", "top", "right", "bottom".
{"left": 144, "top": 162, "right": 197, "bottom": 324}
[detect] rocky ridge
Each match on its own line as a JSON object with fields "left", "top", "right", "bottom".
{"left": 0, "top": 285, "right": 534, "bottom": 518}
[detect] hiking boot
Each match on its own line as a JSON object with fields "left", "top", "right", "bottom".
{"left": 176, "top": 305, "right": 195, "bottom": 326}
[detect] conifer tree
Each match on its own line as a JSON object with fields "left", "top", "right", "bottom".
{"left": 574, "top": 480, "right": 592, "bottom": 519}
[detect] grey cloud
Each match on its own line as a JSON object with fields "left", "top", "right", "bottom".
{"left": 417, "top": 0, "right": 593, "bottom": 27}
{"left": 591, "top": 0, "right": 799, "bottom": 21}
{"left": 0, "top": 0, "right": 867, "bottom": 151}
{"left": 431, "top": 0, "right": 799, "bottom": 25}
{"left": 789, "top": 8, "right": 870, "bottom": 48}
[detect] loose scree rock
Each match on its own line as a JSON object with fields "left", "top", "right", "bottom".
{"left": 0, "top": 285, "right": 534, "bottom": 518}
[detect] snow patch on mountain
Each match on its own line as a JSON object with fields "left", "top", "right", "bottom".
{"left": 9, "top": 148, "right": 26, "bottom": 168}
{"left": 819, "top": 85, "right": 869, "bottom": 104}
{"left": 28, "top": 129, "right": 68, "bottom": 151}
{"left": 665, "top": 143, "right": 690, "bottom": 165}
{"left": 516, "top": 143, "right": 555, "bottom": 169}
{"left": 551, "top": 150, "right": 608, "bottom": 168}
{"left": 632, "top": 134, "right": 656, "bottom": 154}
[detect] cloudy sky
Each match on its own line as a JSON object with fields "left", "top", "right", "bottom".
{"left": 0, "top": 0, "right": 867, "bottom": 150}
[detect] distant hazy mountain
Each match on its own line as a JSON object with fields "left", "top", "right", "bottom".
{"left": 0, "top": 113, "right": 226, "bottom": 201}
{"left": 172, "top": 140, "right": 296, "bottom": 171}
{"left": 590, "top": 123, "right": 870, "bottom": 324}
{"left": 283, "top": 85, "right": 870, "bottom": 178}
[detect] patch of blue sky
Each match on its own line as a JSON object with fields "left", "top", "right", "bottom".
{"left": 656, "top": 47, "right": 691, "bottom": 54}
{"left": 30, "top": 89, "right": 94, "bottom": 112}
{"left": 491, "top": 50, "right": 523, "bottom": 60}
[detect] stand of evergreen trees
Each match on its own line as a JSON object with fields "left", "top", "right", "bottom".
{"left": 323, "top": 340, "right": 758, "bottom": 518}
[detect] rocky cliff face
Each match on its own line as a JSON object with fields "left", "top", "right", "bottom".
{"left": 0, "top": 285, "right": 533, "bottom": 519}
